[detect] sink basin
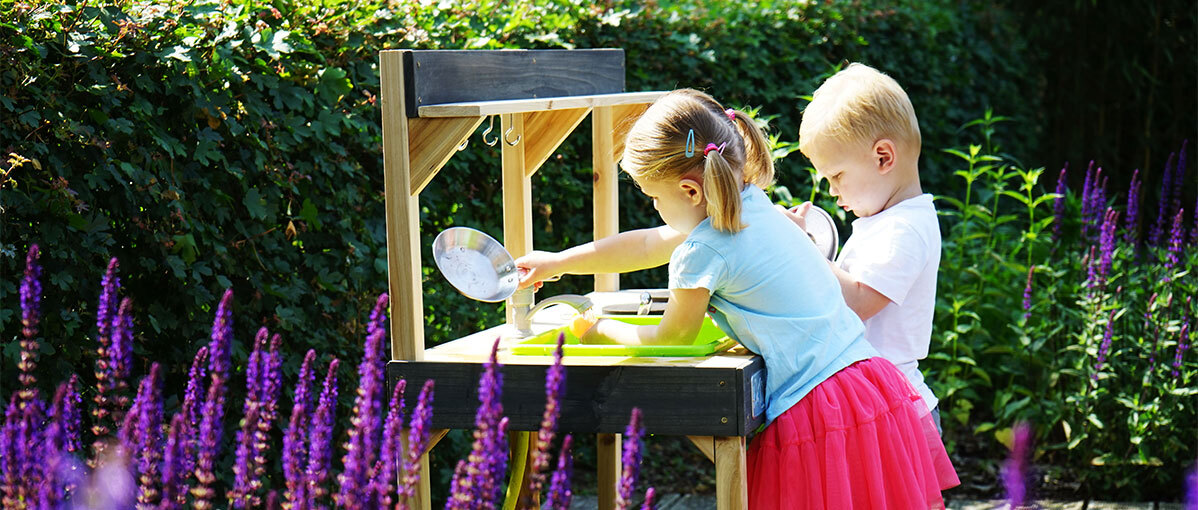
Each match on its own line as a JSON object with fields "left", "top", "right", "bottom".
{"left": 510, "top": 315, "right": 738, "bottom": 357}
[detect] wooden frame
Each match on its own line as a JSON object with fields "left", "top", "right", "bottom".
{"left": 380, "top": 49, "right": 754, "bottom": 510}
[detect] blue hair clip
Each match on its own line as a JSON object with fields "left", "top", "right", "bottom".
{"left": 685, "top": 129, "right": 696, "bottom": 157}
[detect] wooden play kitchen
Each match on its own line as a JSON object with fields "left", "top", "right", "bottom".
{"left": 380, "top": 49, "right": 765, "bottom": 509}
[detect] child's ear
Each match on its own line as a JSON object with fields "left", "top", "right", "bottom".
{"left": 874, "top": 139, "right": 897, "bottom": 175}
{"left": 679, "top": 177, "right": 704, "bottom": 205}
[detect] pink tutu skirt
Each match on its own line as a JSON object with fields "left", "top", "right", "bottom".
{"left": 747, "top": 357, "right": 960, "bottom": 509}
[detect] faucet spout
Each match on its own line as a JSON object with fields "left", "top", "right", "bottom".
{"left": 509, "top": 291, "right": 593, "bottom": 337}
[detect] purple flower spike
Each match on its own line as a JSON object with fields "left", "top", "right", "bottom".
{"left": 1021, "top": 266, "right": 1035, "bottom": 321}
{"left": 526, "top": 333, "right": 567, "bottom": 501}
{"left": 132, "top": 363, "right": 164, "bottom": 509}
{"left": 1151, "top": 152, "right": 1178, "bottom": 247}
{"left": 1165, "top": 208, "right": 1186, "bottom": 274}
{"left": 1001, "top": 422, "right": 1033, "bottom": 508}
{"left": 1098, "top": 208, "right": 1120, "bottom": 283}
{"left": 1, "top": 396, "right": 22, "bottom": 507}
{"left": 1051, "top": 164, "right": 1068, "bottom": 242}
{"left": 180, "top": 346, "right": 209, "bottom": 481}
{"left": 1080, "top": 162, "right": 1094, "bottom": 238}
{"left": 50, "top": 374, "right": 83, "bottom": 454}
{"left": 254, "top": 335, "right": 283, "bottom": 486}
{"left": 209, "top": 289, "right": 234, "bottom": 382}
{"left": 231, "top": 327, "right": 270, "bottom": 508}
{"left": 305, "top": 358, "right": 341, "bottom": 508}
{"left": 457, "top": 338, "right": 506, "bottom": 507}
{"left": 1185, "top": 460, "right": 1198, "bottom": 510}
{"left": 617, "top": 408, "right": 646, "bottom": 510}
{"left": 191, "top": 374, "right": 226, "bottom": 510}
{"left": 371, "top": 379, "right": 407, "bottom": 508}
{"left": 641, "top": 488, "right": 657, "bottom": 510}
{"left": 1123, "top": 169, "right": 1142, "bottom": 246}
{"left": 92, "top": 258, "right": 121, "bottom": 462}
{"left": 97, "top": 257, "right": 121, "bottom": 340}
{"left": 447, "top": 459, "right": 472, "bottom": 510}
{"left": 19, "top": 244, "right": 42, "bottom": 398}
{"left": 109, "top": 297, "right": 135, "bottom": 424}
{"left": 338, "top": 294, "right": 389, "bottom": 510}
{"left": 1172, "top": 322, "right": 1191, "bottom": 378}
{"left": 544, "top": 434, "right": 574, "bottom": 510}
{"left": 284, "top": 350, "right": 318, "bottom": 507}
{"left": 160, "top": 413, "right": 188, "bottom": 510}
{"left": 402, "top": 379, "right": 436, "bottom": 504}
{"left": 1094, "top": 309, "right": 1117, "bottom": 379}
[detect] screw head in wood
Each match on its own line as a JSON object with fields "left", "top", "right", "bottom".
{"left": 721, "top": 417, "right": 728, "bottom": 424}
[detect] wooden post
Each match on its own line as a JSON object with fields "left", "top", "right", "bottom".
{"left": 592, "top": 106, "right": 619, "bottom": 292}
{"left": 714, "top": 436, "right": 748, "bottom": 510}
{"left": 597, "top": 432, "right": 622, "bottom": 510}
{"left": 502, "top": 112, "right": 531, "bottom": 323}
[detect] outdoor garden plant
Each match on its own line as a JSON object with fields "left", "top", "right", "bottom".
{"left": 3, "top": 248, "right": 657, "bottom": 509}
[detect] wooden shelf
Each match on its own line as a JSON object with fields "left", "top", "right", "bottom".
{"left": 417, "top": 91, "right": 665, "bottom": 117}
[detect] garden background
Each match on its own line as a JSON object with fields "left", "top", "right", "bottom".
{"left": 2, "top": 0, "right": 1196, "bottom": 504}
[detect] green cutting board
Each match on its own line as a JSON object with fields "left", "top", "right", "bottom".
{"left": 510, "top": 315, "right": 738, "bottom": 357}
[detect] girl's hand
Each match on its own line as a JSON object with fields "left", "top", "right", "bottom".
{"left": 776, "top": 201, "right": 812, "bottom": 232}
{"left": 514, "top": 250, "right": 563, "bottom": 289}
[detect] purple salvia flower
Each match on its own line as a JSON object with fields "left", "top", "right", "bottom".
{"left": 1021, "top": 266, "right": 1035, "bottom": 321}
{"left": 231, "top": 327, "right": 270, "bottom": 508}
{"left": 525, "top": 333, "right": 567, "bottom": 502}
{"left": 209, "top": 288, "right": 234, "bottom": 382}
{"left": 180, "top": 346, "right": 209, "bottom": 480}
{"left": 1124, "top": 169, "right": 1142, "bottom": 246}
{"left": 371, "top": 379, "right": 406, "bottom": 508}
{"left": 191, "top": 374, "right": 226, "bottom": 510}
{"left": 1089, "top": 167, "right": 1107, "bottom": 238}
{"left": 617, "top": 408, "right": 646, "bottom": 510}
{"left": 50, "top": 374, "right": 82, "bottom": 454}
{"left": 1, "top": 396, "right": 22, "bottom": 508}
{"left": 97, "top": 257, "right": 121, "bottom": 341}
{"left": 1051, "top": 164, "right": 1068, "bottom": 242}
{"left": 159, "top": 413, "right": 188, "bottom": 510}
{"left": 1001, "top": 422, "right": 1033, "bottom": 508}
{"left": 43, "top": 378, "right": 83, "bottom": 505}
{"left": 1084, "top": 245, "right": 1098, "bottom": 290}
{"left": 446, "top": 459, "right": 471, "bottom": 510}
{"left": 459, "top": 338, "right": 505, "bottom": 508}
{"left": 1093, "top": 309, "right": 1117, "bottom": 379}
{"left": 1165, "top": 208, "right": 1186, "bottom": 274}
{"left": 1173, "top": 322, "right": 1191, "bottom": 378}
{"left": 305, "top": 358, "right": 341, "bottom": 509}
{"left": 253, "top": 334, "right": 283, "bottom": 486}
{"left": 338, "top": 294, "right": 389, "bottom": 510}
{"left": 642, "top": 488, "right": 657, "bottom": 510}
{"left": 19, "top": 244, "right": 42, "bottom": 400}
{"left": 1186, "top": 459, "right": 1198, "bottom": 510}
{"left": 92, "top": 258, "right": 121, "bottom": 462}
{"left": 109, "top": 297, "right": 135, "bottom": 425}
{"left": 18, "top": 396, "right": 46, "bottom": 505}
{"left": 1099, "top": 208, "right": 1120, "bottom": 283}
{"left": 284, "top": 350, "right": 318, "bottom": 508}
{"left": 133, "top": 363, "right": 164, "bottom": 510}
{"left": 1080, "top": 161, "right": 1094, "bottom": 235}
{"left": 544, "top": 434, "right": 574, "bottom": 510}
{"left": 1150, "top": 152, "right": 1177, "bottom": 247}
{"left": 402, "top": 379, "right": 436, "bottom": 505}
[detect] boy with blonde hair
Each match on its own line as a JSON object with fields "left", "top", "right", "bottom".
{"left": 782, "top": 62, "right": 945, "bottom": 432}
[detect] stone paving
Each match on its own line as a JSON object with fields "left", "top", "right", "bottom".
{"left": 565, "top": 495, "right": 1186, "bottom": 509}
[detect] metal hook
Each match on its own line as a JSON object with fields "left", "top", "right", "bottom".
{"left": 482, "top": 116, "right": 498, "bottom": 146}
{"left": 503, "top": 113, "right": 521, "bottom": 147}
{"left": 456, "top": 137, "right": 469, "bottom": 151}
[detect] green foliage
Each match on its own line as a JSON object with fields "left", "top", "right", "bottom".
{"left": 928, "top": 119, "right": 1196, "bottom": 499}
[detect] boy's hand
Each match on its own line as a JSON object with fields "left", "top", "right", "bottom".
{"left": 776, "top": 201, "right": 812, "bottom": 232}
{"left": 514, "top": 250, "right": 561, "bottom": 290}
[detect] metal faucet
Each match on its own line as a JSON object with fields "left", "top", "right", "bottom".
{"left": 510, "top": 287, "right": 593, "bottom": 337}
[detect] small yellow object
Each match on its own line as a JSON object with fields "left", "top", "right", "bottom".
{"left": 567, "top": 310, "right": 597, "bottom": 339}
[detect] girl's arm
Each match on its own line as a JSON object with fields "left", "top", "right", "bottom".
{"left": 582, "top": 287, "right": 710, "bottom": 346}
{"left": 515, "top": 225, "right": 685, "bottom": 288}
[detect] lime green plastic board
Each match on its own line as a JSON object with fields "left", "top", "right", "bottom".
{"left": 510, "top": 316, "right": 738, "bottom": 357}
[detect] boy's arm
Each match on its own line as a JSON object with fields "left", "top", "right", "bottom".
{"left": 828, "top": 262, "right": 891, "bottom": 320}
{"left": 516, "top": 225, "right": 685, "bottom": 287}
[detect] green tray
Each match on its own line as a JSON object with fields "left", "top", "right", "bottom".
{"left": 510, "top": 315, "right": 738, "bottom": 357}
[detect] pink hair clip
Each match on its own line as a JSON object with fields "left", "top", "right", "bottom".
{"left": 725, "top": 108, "right": 736, "bottom": 121}
{"left": 703, "top": 142, "right": 726, "bottom": 157}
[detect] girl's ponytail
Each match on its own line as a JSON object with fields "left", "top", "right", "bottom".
{"left": 727, "top": 109, "right": 775, "bottom": 189}
{"left": 703, "top": 145, "right": 745, "bottom": 233}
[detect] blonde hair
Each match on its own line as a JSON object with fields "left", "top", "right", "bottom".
{"left": 621, "top": 89, "right": 774, "bottom": 233}
{"left": 798, "top": 63, "right": 921, "bottom": 158}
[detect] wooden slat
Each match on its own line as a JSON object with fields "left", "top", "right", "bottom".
{"left": 385, "top": 361, "right": 747, "bottom": 436}
{"left": 407, "top": 116, "right": 484, "bottom": 195}
{"left": 405, "top": 49, "right": 625, "bottom": 115}
{"left": 687, "top": 435, "right": 716, "bottom": 464}
{"left": 379, "top": 50, "right": 425, "bottom": 363}
{"left": 592, "top": 106, "right": 620, "bottom": 292}
{"left": 597, "top": 432, "right": 622, "bottom": 510}
{"left": 502, "top": 112, "right": 531, "bottom": 325}
{"left": 714, "top": 436, "right": 748, "bottom": 510}
{"left": 523, "top": 107, "right": 591, "bottom": 176}
{"left": 418, "top": 92, "right": 665, "bottom": 118}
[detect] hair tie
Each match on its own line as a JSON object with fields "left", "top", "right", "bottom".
{"left": 685, "top": 129, "right": 696, "bottom": 157}
{"left": 725, "top": 108, "right": 736, "bottom": 121}
{"left": 703, "top": 142, "right": 726, "bottom": 157}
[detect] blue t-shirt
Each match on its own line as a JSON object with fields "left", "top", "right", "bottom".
{"left": 669, "top": 185, "right": 878, "bottom": 423}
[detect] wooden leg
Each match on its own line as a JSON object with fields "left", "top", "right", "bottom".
{"left": 597, "top": 432, "right": 622, "bottom": 510}
{"left": 714, "top": 436, "right": 748, "bottom": 510}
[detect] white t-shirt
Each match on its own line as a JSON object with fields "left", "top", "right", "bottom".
{"left": 835, "top": 193, "right": 941, "bottom": 412}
